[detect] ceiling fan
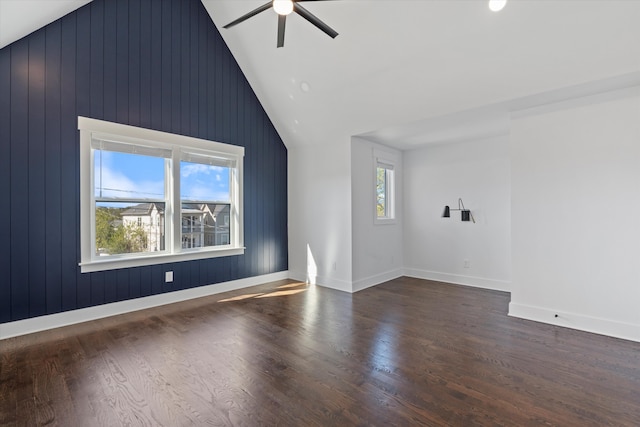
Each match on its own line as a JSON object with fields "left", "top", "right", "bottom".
{"left": 223, "top": 0, "right": 339, "bottom": 48}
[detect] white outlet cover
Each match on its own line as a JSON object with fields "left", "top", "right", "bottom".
{"left": 165, "top": 271, "right": 174, "bottom": 282}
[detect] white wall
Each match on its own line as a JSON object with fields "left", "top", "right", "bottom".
{"left": 403, "top": 136, "right": 511, "bottom": 291}
{"left": 351, "top": 137, "right": 404, "bottom": 291}
{"left": 509, "top": 87, "right": 640, "bottom": 342}
{"left": 288, "top": 140, "right": 353, "bottom": 292}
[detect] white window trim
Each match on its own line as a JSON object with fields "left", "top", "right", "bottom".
{"left": 374, "top": 149, "right": 397, "bottom": 225}
{"left": 78, "top": 116, "right": 245, "bottom": 273}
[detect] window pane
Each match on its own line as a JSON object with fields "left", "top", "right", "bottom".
{"left": 94, "top": 150, "right": 165, "bottom": 200}
{"left": 180, "top": 160, "right": 231, "bottom": 249}
{"left": 180, "top": 161, "right": 230, "bottom": 202}
{"left": 376, "top": 166, "right": 386, "bottom": 218}
{"left": 181, "top": 203, "right": 231, "bottom": 249}
{"left": 95, "top": 202, "right": 166, "bottom": 256}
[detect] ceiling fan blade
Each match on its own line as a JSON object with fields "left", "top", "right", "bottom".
{"left": 293, "top": 3, "right": 339, "bottom": 39}
{"left": 277, "top": 15, "right": 286, "bottom": 48}
{"left": 223, "top": 2, "right": 272, "bottom": 29}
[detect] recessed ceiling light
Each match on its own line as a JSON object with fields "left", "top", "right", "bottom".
{"left": 300, "top": 81, "right": 310, "bottom": 92}
{"left": 489, "top": 0, "right": 507, "bottom": 12}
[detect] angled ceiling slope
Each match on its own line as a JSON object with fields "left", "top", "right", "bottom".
{"left": 3, "top": 1, "right": 640, "bottom": 150}
{"left": 0, "top": 0, "right": 93, "bottom": 49}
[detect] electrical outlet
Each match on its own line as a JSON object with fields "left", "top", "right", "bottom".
{"left": 464, "top": 259, "right": 470, "bottom": 268}
{"left": 165, "top": 271, "right": 173, "bottom": 283}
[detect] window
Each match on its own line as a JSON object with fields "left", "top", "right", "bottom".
{"left": 79, "top": 117, "right": 244, "bottom": 273}
{"left": 374, "top": 150, "right": 396, "bottom": 224}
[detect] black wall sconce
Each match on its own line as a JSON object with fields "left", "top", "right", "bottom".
{"left": 442, "top": 198, "right": 475, "bottom": 223}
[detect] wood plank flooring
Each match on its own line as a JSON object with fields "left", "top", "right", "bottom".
{"left": 1, "top": 277, "right": 639, "bottom": 426}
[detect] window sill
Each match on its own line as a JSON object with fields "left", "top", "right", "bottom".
{"left": 80, "top": 247, "right": 245, "bottom": 273}
{"left": 374, "top": 217, "right": 397, "bottom": 225}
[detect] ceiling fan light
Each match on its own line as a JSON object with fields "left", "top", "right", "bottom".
{"left": 273, "top": 0, "right": 294, "bottom": 16}
{"left": 488, "top": 0, "right": 507, "bottom": 12}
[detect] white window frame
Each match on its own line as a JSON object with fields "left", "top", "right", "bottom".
{"left": 78, "top": 116, "right": 244, "bottom": 273}
{"left": 374, "top": 149, "right": 396, "bottom": 225}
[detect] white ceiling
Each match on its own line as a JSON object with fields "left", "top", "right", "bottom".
{"left": 3, "top": 0, "right": 640, "bottom": 150}
{"left": 203, "top": 0, "right": 640, "bottom": 150}
{"left": 0, "top": 0, "right": 92, "bottom": 49}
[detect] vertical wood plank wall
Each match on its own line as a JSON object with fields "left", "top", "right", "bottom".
{"left": 0, "top": 0, "right": 288, "bottom": 323}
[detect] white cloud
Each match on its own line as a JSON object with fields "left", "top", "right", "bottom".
{"left": 181, "top": 163, "right": 224, "bottom": 178}
{"left": 95, "top": 166, "right": 164, "bottom": 199}
{"left": 181, "top": 184, "right": 229, "bottom": 202}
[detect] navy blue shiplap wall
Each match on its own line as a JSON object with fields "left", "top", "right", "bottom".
{"left": 0, "top": 0, "right": 288, "bottom": 323}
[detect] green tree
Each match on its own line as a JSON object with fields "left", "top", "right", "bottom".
{"left": 107, "top": 222, "right": 148, "bottom": 255}
{"left": 95, "top": 207, "right": 120, "bottom": 251}
{"left": 95, "top": 207, "right": 148, "bottom": 255}
{"left": 376, "top": 166, "right": 386, "bottom": 217}
{"left": 124, "top": 222, "right": 148, "bottom": 253}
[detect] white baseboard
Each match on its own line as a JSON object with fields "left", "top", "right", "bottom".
{"left": 509, "top": 302, "right": 640, "bottom": 343}
{"left": 292, "top": 267, "right": 503, "bottom": 294}
{"left": 0, "top": 271, "right": 289, "bottom": 341}
{"left": 403, "top": 268, "right": 511, "bottom": 292}
{"left": 288, "top": 269, "right": 354, "bottom": 293}
{"left": 314, "top": 275, "right": 353, "bottom": 293}
{"left": 287, "top": 270, "right": 307, "bottom": 284}
{"left": 352, "top": 269, "right": 403, "bottom": 293}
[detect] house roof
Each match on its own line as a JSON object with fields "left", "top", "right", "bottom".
{"left": 121, "top": 203, "right": 162, "bottom": 217}
{"left": 120, "top": 203, "right": 230, "bottom": 217}
{"left": 205, "top": 204, "right": 230, "bottom": 217}
{"left": 3, "top": 1, "right": 640, "bottom": 150}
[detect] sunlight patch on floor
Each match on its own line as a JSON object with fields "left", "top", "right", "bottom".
{"left": 217, "top": 293, "right": 265, "bottom": 303}
{"left": 255, "top": 289, "right": 306, "bottom": 298}
{"left": 276, "top": 282, "right": 307, "bottom": 290}
{"left": 217, "top": 283, "right": 308, "bottom": 302}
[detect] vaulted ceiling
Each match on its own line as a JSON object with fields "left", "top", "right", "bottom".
{"left": 3, "top": 0, "right": 640, "bottom": 150}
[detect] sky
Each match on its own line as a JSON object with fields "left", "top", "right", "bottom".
{"left": 94, "top": 151, "right": 230, "bottom": 203}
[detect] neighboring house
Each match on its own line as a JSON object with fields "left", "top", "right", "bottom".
{"left": 121, "top": 203, "right": 230, "bottom": 252}
{"left": 121, "top": 203, "right": 165, "bottom": 252}
{"left": 181, "top": 203, "right": 231, "bottom": 249}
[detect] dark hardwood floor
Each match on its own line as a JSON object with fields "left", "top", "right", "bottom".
{"left": 1, "top": 277, "right": 639, "bottom": 426}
